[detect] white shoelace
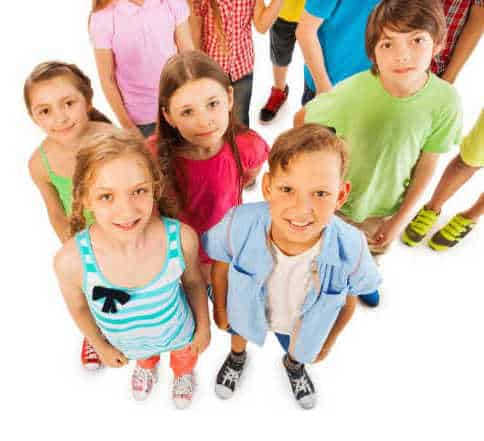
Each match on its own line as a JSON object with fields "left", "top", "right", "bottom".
{"left": 173, "top": 374, "right": 194, "bottom": 396}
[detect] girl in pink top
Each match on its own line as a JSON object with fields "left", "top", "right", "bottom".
{"left": 148, "top": 51, "right": 269, "bottom": 283}
{"left": 89, "top": 0, "right": 194, "bottom": 138}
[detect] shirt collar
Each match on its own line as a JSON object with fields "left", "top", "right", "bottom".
{"left": 118, "top": 0, "right": 159, "bottom": 13}
{"left": 315, "top": 217, "right": 342, "bottom": 267}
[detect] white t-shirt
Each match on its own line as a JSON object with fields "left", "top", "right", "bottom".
{"left": 266, "top": 239, "right": 321, "bottom": 334}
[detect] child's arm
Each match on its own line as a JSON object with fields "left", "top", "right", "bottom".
{"left": 371, "top": 152, "right": 440, "bottom": 248}
{"left": 253, "top": 0, "right": 283, "bottom": 33}
{"left": 175, "top": 18, "right": 195, "bottom": 51}
{"left": 441, "top": 4, "right": 484, "bottom": 84}
{"left": 211, "top": 260, "right": 230, "bottom": 330}
{"left": 54, "top": 241, "right": 128, "bottom": 367}
{"left": 93, "top": 49, "right": 140, "bottom": 135}
{"left": 187, "top": 0, "right": 202, "bottom": 49}
{"left": 294, "top": 107, "right": 306, "bottom": 127}
{"left": 29, "top": 151, "right": 70, "bottom": 243}
{"left": 314, "top": 295, "right": 356, "bottom": 363}
{"left": 180, "top": 223, "right": 211, "bottom": 355}
{"left": 295, "top": 11, "right": 332, "bottom": 94}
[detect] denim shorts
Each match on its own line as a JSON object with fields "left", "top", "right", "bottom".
{"left": 270, "top": 17, "right": 298, "bottom": 67}
{"left": 207, "top": 284, "right": 290, "bottom": 352}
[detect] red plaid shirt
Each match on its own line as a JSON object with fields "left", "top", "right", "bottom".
{"left": 432, "top": 0, "right": 484, "bottom": 75}
{"left": 194, "top": 0, "right": 255, "bottom": 81}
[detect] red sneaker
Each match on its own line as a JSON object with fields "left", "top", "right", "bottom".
{"left": 81, "top": 338, "right": 102, "bottom": 371}
{"left": 259, "top": 85, "right": 289, "bottom": 123}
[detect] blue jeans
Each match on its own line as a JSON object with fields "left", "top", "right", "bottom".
{"left": 136, "top": 122, "right": 156, "bottom": 138}
{"left": 301, "top": 81, "right": 316, "bottom": 106}
{"left": 232, "top": 73, "right": 253, "bottom": 127}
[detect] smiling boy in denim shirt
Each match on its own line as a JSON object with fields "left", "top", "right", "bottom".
{"left": 202, "top": 125, "right": 381, "bottom": 409}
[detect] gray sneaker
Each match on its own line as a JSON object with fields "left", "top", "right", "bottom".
{"left": 215, "top": 352, "right": 246, "bottom": 399}
{"left": 283, "top": 354, "right": 316, "bottom": 409}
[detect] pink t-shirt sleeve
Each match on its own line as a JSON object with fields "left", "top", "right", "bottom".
{"left": 237, "top": 130, "right": 270, "bottom": 171}
{"left": 167, "top": 0, "right": 190, "bottom": 25}
{"left": 89, "top": 9, "right": 114, "bottom": 49}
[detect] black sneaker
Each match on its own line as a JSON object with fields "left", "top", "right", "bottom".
{"left": 283, "top": 354, "right": 316, "bottom": 409}
{"left": 259, "top": 85, "right": 289, "bottom": 123}
{"left": 215, "top": 352, "right": 247, "bottom": 399}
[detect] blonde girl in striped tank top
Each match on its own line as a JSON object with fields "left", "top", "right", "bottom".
{"left": 25, "top": 62, "right": 112, "bottom": 371}
{"left": 54, "top": 131, "right": 210, "bottom": 408}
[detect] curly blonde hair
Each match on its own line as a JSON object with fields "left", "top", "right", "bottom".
{"left": 70, "top": 129, "right": 173, "bottom": 236}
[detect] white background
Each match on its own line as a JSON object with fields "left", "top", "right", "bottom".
{"left": 2, "top": 1, "right": 483, "bottom": 440}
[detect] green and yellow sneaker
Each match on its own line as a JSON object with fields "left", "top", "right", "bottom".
{"left": 428, "top": 214, "right": 476, "bottom": 251}
{"left": 401, "top": 206, "right": 440, "bottom": 247}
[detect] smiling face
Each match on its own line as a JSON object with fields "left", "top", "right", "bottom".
{"left": 263, "top": 150, "right": 351, "bottom": 256}
{"left": 374, "top": 27, "right": 440, "bottom": 92}
{"left": 162, "top": 78, "right": 233, "bottom": 152}
{"left": 30, "top": 76, "right": 91, "bottom": 145}
{"left": 85, "top": 153, "right": 155, "bottom": 238}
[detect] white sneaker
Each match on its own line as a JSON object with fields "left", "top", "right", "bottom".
{"left": 173, "top": 373, "right": 195, "bottom": 409}
{"left": 131, "top": 366, "right": 158, "bottom": 401}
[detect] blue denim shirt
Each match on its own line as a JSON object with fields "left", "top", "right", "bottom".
{"left": 202, "top": 202, "right": 381, "bottom": 363}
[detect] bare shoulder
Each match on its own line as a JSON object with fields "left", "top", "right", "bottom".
{"left": 28, "top": 146, "right": 48, "bottom": 183}
{"left": 53, "top": 237, "right": 83, "bottom": 286}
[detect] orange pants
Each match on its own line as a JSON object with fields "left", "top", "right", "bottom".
{"left": 136, "top": 345, "right": 197, "bottom": 377}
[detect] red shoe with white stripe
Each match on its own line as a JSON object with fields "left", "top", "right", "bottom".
{"left": 81, "top": 338, "right": 102, "bottom": 371}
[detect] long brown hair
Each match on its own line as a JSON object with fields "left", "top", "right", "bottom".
{"left": 70, "top": 130, "right": 172, "bottom": 236}
{"left": 156, "top": 50, "right": 246, "bottom": 213}
{"left": 24, "top": 61, "right": 110, "bottom": 123}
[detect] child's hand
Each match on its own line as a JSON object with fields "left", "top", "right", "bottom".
{"left": 97, "top": 343, "right": 128, "bottom": 368}
{"left": 369, "top": 217, "right": 403, "bottom": 249}
{"left": 213, "top": 307, "right": 229, "bottom": 331}
{"left": 190, "top": 327, "right": 211, "bottom": 355}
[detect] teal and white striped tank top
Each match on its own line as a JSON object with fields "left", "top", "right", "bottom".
{"left": 75, "top": 217, "right": 195, "bottom": 360}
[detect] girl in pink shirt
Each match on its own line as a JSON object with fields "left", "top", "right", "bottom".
{"left": 90, "top": 0, "right": 194, "bottom": 138}
{"left": 148, "top": 51, "right": 269, "bottom": 283}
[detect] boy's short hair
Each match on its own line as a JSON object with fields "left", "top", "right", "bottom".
{"left": 269, "top": 124, "right": 349, "bottom": 178}
{"left": 366, "top": 0, "right": 446, "bottom": 74}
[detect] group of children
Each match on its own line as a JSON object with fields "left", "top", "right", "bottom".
{"left": 26, "top": 0, "right": 482, "bottom": 410}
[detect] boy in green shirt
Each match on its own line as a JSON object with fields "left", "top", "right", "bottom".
{"left": 295, "top": 0, "right": 463, "bottom": 306}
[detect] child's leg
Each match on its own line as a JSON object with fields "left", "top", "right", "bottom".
{"left": 426, "top": 155, "right": 480, "bottom": 212}
{"left": 137, "top": 354, "right": 160, "bottom": 369}
{"left": 230, "top": 334, "right": 248, "bottom": 353}
{"left": 170, "top": 346, "right": 197, "bottom": 409}
{"left": 276, "top": 333, "right": 316, "bottom": 410}
{"left": 170, "top": 346, "right": 197, "bottom": 377}
{"left": 273, "top": 65, "right": 289, "bottom": 90}
{"left": 232, "top": 73, "right": 253, "bottom": 127}
{"left": 462, "top": 192, "right": 484, "bottom": 221}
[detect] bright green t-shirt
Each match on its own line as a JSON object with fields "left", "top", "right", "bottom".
{"left": 305, "top": 70, "right": 463, "bottom": 222}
